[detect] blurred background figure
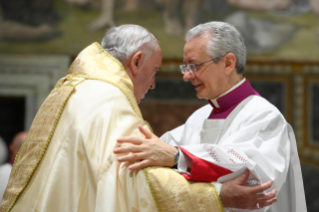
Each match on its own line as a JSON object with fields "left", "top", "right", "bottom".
{"left": 0, "top": 131, "right": 27, "bottom": 201}
{"left": 0, "top": 136, "right": 8, "bottom": 165}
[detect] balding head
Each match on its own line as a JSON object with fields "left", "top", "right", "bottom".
{"left": 10, "top": 131, "right": 27, "bottom": 161}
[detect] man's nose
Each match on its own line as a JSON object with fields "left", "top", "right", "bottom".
{"left": 183, "top": 70, "right": 194, "bottom": 82}
{"left": 149, "top": 78, "right": 155, "bottom": 90}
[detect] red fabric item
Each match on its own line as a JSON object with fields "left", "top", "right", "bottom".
{"left": 179, "top": 146, "right": 233, "bottom": 182}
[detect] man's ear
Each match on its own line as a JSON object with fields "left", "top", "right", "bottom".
{"left": 9, "top": 143, "right": 14, "bottom": 154}
{"left": 223, "top": 53, "right": 236, "bottom": 75}
{"left": 130, "top": 51, "right": 143, "bottom": 76}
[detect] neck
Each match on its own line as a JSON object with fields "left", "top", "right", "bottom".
{"left": 123, "top": 63, "right": 140, "bottom": 103}
{"left": 218, "top": 73, "right": 243, "bottom": 99}
{"left": 123, "top": 57, "right": 136, "bottom": 83}
{"left": 229, "top": 72, "right": 243, "bottom": 88}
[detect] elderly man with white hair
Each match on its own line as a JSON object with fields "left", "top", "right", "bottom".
{"left": 0, "top": 24, "right": 160, "bottom": 212}
{"left": 115, "top": 22, "right": 307, "bottom": 212}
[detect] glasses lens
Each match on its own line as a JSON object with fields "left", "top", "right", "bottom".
{"left": 189, "top": 64, "right": 196, "bottom": 73}
{"left": 179, "top": 65, "right": 186, "bottom": 74}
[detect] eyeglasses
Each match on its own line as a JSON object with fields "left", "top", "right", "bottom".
{"left": 179, "top": 58, "right": 215, "bottom": 75}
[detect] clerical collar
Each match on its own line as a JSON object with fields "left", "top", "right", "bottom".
{"left": 208, "top": 79, "right": 259, "bottom": 119}
{"left": 210, "top": 78, "right": 246, "bottom": 108}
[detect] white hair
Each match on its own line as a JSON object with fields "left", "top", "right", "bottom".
{"left": 185, "top": 21, "right": 246, "bottom": 74}
{"left": 101, "top": 24, "right": 159, "bottom": 63}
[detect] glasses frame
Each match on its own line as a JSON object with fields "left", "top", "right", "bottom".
{"left": 179, "top": 58, "right": 215, "bottom": 74}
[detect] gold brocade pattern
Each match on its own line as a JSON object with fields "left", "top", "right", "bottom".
{"left": 143, "top": 167, "right": 224, "bottom": 212}
{"left": 139, "top": 198, "right": 148, "bottom": 209}
{"left": 0, "top": 43, "right": 142, "bottom": 212}
{"left": 0, "top": 77, "right": 81, "bottom": 212}
{"left": 0, "top": 42, "right": 221, "bottom": 212}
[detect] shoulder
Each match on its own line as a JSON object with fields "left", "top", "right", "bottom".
{"left": 162, "top": 104, "right": 211, "bottom": 141}
{"left": 232, "top": 95, "right": 287, "bottom": 127}
{"left": 67, "top": 80, "right": 142, "bottom": 125}
{"left": 75, "top": 80, "right": 126, "bottom": 100}
{"left": 240, "top": 95, "right": 283, "bottom": 117}
{"left": 250, "top": 95, "right": 281, "bottom": 110}
{"left": 73, "top": 80, "right": 137, "bottom": 112}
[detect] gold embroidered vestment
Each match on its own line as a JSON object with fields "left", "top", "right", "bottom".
{"left": 0, "top": 43, "right": 223, "bottom": 212}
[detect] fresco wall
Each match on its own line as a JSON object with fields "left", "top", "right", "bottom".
{"left": 0, "top": 0, "right": 319, "bottom": 60}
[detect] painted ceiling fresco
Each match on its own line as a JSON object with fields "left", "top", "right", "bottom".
{"left": 0, "top": 0, "right": 318, "bottom": 60}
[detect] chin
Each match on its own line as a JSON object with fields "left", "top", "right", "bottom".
{"left": 196, "top": 92, "right": 209, "bottom": 100}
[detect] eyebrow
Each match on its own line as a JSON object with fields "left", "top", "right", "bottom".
{"left": 183, "top": 59, "right": 195, "bottom": 64}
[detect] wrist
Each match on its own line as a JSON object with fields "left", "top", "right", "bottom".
{"left": 173, "top": 147, "right": 180, "bottom": 167}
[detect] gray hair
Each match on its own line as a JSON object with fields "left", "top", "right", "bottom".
{"left": 101, "top": 24, "right": 159, "bottom": 64}
{"left": 185, "top": 21, "right": 246, "bottom": 74}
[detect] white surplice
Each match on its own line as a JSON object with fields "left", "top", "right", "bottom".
{"left": 161, "top": 84, "right": 306, "bottom": 212}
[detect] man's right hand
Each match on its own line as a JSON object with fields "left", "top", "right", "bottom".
{"left": 220, "top": 169, "right": 277, "bottom": 210}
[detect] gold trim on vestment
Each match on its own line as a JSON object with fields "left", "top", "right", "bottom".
{"left": 54, "top": 84, "right": 77, "bottom": 89}
{"left": 143, "top": 120, "right": 153, "bottom": 133}
{"left": 0, "top": 78, "right": 83, "bottom": 212}
{"left": 143, "top": 169, "right": 162, "bottom": 212}
{"left": 143, "top": 167, "right": 225, "bottom": 212}
{"left": 211, "top": 181, "right": 225, "bottom": 212}
{"left": 0, "top": 43, "right": 142, "bottom": 212}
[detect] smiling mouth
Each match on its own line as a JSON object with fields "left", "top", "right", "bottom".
{"left": 194, "top": 83, "right": 203, "bottom": 89}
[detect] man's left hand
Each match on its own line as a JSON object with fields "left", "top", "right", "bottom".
{"left": 114, "top": 125, "right": 177, "bottom": 170}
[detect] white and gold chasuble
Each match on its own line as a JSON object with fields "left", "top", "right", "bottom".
{"left": 0, "top": 43, "right": 223, "bottom": 212}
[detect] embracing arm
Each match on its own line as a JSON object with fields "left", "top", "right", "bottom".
{"left": 114, "top": 125, "right": 177, "bottom": 170}
{"left": 171, "top": 111, "right": 290, "bottom": 185}
{"left": 162, "top": 109, "right": 291, "bottom": 211}
{"left": 114, "top": 124, "right": 278, "bottom": 210}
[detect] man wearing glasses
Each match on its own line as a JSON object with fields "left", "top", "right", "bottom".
{"left": 115, "top": 21, "right": 306, "bottom": 212}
